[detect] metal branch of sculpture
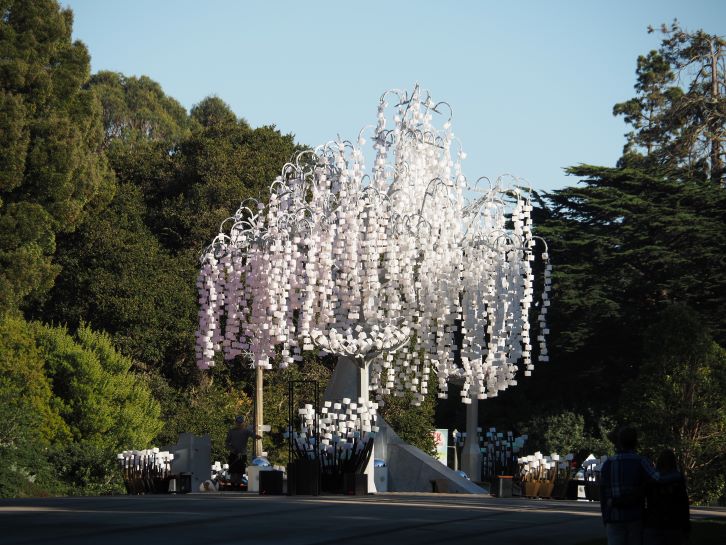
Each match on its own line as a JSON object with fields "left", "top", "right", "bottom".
{"left": 195, "top": 85, "right": 551, "bottom": 408}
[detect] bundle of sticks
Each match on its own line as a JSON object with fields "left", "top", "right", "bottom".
{"left": 481, "top": 427, "right": 527, "bottom": 482}
{"left": 116, "top": 448, "right": 174, "bottom": 494}
{"left": 285, "top": 397, "right": 378, "bottom": 489}
{"left": 517, "top": 451, "right": 576, "bottom": 497}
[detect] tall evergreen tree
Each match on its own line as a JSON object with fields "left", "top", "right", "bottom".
{"left": 615, "top": 21, "right": 725, "bottom": 184}
{"left": 0, "top": 0, "right": 114, "bottom": 314}
{"left": 534, "top": 166, "right": 726, "bottom": 407}
{"left": 158, "top": 96, "right": 301, "bottom": 253}
{"left": 35, "top": 183, "right": 199, "bottom": 382}
{"left": 35, "top": 81, "right": 302, "bottom": 385}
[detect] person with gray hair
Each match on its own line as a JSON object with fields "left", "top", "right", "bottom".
{"left": 225, "top": 415, "right": 257, "bottom": 488}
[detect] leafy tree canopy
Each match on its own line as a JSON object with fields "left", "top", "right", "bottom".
{"left": 526, "top": 165, "right": 726, "bottom": 415}
{"left": 160, "top": 96, "right": 301, "bottom": 253}
{"left": 622, "top": 304, "right": 726, "bottom": 503}
{"left": 0, "top": 0, "right": 114, "bottom": 313}
{"left": 89, "top": 70, "right": 193, "bottom": 149}
{"left": 0, "top": 315, "right": 162, "bottom": 496}
{"left": 34, "top": 77, "right": 303, "bottom": 384}
{"left": 0, "top": 316, "right": 67, "bottom": 446}
{"left": 30, "top": 182, "right": 199, "bottom": 381}
{"left": 32, "top": 321, "right": 162, "bottom": 449}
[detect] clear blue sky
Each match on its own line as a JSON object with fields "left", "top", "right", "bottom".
{"left": 61, "top": 0, "right": 724, "bottom": 192}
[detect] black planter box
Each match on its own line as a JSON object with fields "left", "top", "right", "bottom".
{"left": 343, "top": 473, "right": 368, "bottom": 495}
{"left": 178, "top": 473, "right": 192, "bottom": 494}
{"left": 552, "top": 479, "right": 568, "bottom": 499}
{"left": 259, "top": 470, "right": 284, "bottom": 495}
{"left": 495, "top": 476, "right": 513, "bottom": 498}
{"left": 567, "top": 479, "right": 584, "bottom": 500}
{"left": 585, "top": 481, "right": 601, "bottom": 501}
{"left": 287, "top": 459, "right": 320, "bottom": 496}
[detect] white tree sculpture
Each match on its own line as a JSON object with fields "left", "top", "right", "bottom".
{"left": 196, "top": 86, "right": 551, "bottom": 407}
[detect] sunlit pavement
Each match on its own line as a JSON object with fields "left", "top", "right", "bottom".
{"left": 1, "top": 493, "right": 724, "bottom": 545}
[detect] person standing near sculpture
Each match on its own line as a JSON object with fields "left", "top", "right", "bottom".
{"left": 600, "top": 426, "right": 662, "bottom": 545}
{"left": 225, "top": 416, "right": 257, "bottom": 487}
{"left": 642, "top": 449, "right": 690, "bottom": 545}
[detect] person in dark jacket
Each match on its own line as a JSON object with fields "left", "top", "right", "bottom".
{"left": 225, "top": 415, "right": 255, "bottom": 487}
{"left": 643, "top": 449, "right": 690, "bottom": 545}
{"left": 600, "top": 426, "right": 661, "bottom": 545}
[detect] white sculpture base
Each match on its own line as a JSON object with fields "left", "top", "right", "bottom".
{"left": 323, "top": 356, "right": 375, "bottom": 493}
{"left": 324, "top": 357, "right": 487, "bottom": 494}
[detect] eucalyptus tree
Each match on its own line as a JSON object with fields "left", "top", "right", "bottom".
{"left": 615, "top": 21, "right": 725, "bottom": 184}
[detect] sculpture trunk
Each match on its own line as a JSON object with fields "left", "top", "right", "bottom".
{"left": 324, "top": 356, "right": 375, "bottom": 493}
{"left": 461, "top": 397, "right": 481, "bottom": 482}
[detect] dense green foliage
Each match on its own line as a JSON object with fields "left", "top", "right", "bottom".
{"left": 0, "top": 316, "right": 162, "bottom": 496}
{"left": 30, "top": 72, "right": 303, "bottom": 383}
{"left": 0, "top": 0, "right": 114, "bottom": 314}
{"left": 539, "top": 165, "right": 726, "bottom": 392}
{"left": 151, "top": 371, "right": 253, "bottom": 465}
{"left": 0, "top": 316, "right": 63, "bottom": 497}
{"left": 622, "top": 305, "right": 726, "bottom": 503}
{"left": 380, "top": 375, "right": 438, "bottom": 456}
{"left": 33, "top": 182, "right": 199, "bottom": 380}
{"left": 477, "top": 153, "right": 726, "bottom": 503}
{"left": 521, "top": 411, "right": 614, "bottom": 459}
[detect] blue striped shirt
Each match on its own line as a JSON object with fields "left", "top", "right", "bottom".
{"left": 600, "top": 451, "right": 660, "bottom": 523}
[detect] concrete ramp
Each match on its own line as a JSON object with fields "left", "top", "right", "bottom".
{"left": 375, "top": 417, "right": 487, "bottom": 494}
{"left": 324, "top": 356, "right": 487, "bottom": 494}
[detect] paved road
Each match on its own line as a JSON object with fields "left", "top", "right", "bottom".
{"left": 1, "top": 493, "right": 722, "bottom": 545}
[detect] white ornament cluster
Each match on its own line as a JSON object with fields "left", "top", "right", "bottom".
{"left": 195, "top": 86, "right": 551, "bottom": 405}
{"left": 518, "top": 451, "right": 574, "bottom": 482}
{"left": 476, "top": 427, "right": 528, "bottom": 479}
{"left": 117, "top": 448, "right": 173, "bottom": 474}
{"left": 583, "top": 453, "right": 610, "bottom": 482}
{"left": 286, "top": 397, "right": 378, "bottom": 461}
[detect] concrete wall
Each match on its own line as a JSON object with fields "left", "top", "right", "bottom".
{"left": 164, "top": 433, "right": 212, "bottom": 492}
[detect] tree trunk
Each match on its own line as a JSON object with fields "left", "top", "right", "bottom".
{"left": 709, "top": 38, "right": 723, "bottom": 185}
